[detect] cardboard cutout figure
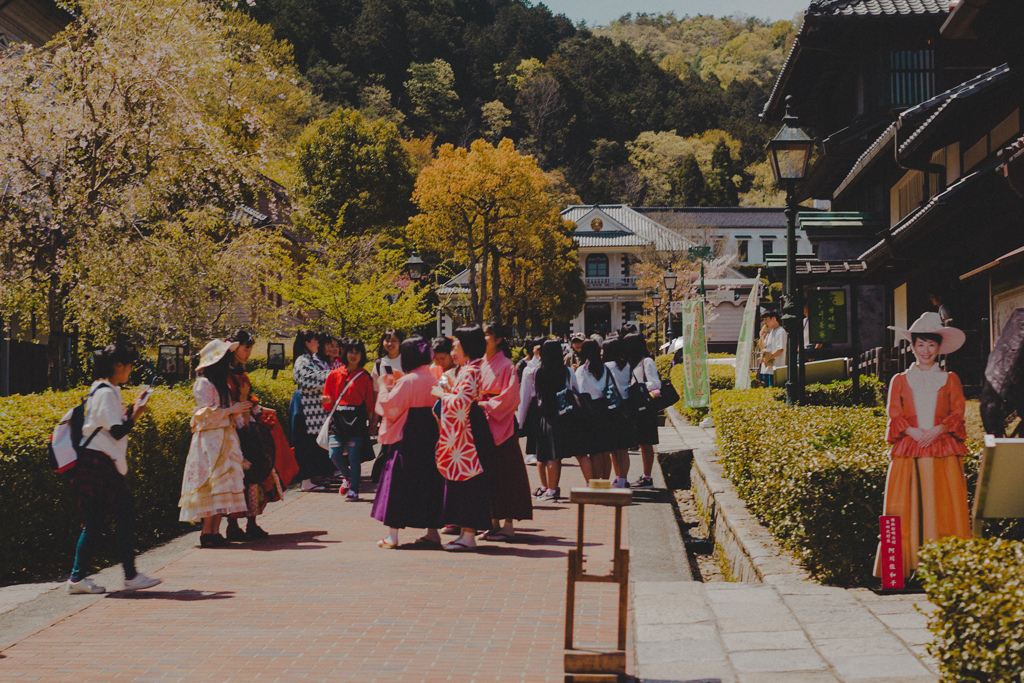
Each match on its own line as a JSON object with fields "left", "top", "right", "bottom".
{"left": 873, "top": 312, "right": 971, "bottom": 580}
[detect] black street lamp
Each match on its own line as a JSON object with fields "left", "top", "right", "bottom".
{"left": 663, "top": 271, "right": 678, "bottom": 341}
{"left": 767, "top": 96, "right": 815, "bottom": 406}
{"left": 405, "top": 249, "right": 426, "bottom": 280}
{"left": 651, "top": 292, "right": 663, "bottom": 349}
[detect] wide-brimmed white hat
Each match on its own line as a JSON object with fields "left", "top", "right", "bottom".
{"left": 196, "top": 339, "right": 239, "bottom": 371}
{"left": 889, "top": 312, "right": 965, "bottom": 355}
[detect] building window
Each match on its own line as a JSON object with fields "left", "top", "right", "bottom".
{"left": 586, "top": 253, "right": 609, "bottom": 278}
{"left": 890, "top": 49, "right": 935, "bottom": 108}
{"left": 762, "top": 239, "right": 774, "bottom": 257}
{"left": 737, "top": 240, "right": 749, "bottom": 263}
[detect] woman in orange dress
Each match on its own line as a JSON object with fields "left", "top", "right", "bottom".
{"left": 874, "top": 312, "right": 971, "bottom": 579}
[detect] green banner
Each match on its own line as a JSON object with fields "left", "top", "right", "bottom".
{"left": 734, "top": 281, "right": 759, "bottom": 390}
{"left": 681, "top": 300, "right": 711, "bottom": 408}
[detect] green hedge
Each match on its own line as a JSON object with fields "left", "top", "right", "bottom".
{"left": 671, "top": 362, "right": 752, "bottom": 423}
{"left": 0, "top": 371, "right": 295, "bottom": 585}
{"left": 919, "top": 538, "right": 1024, "bottom": 681}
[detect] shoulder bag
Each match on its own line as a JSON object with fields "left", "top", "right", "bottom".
{"left": 316, "top": 371, "right": 367, "bottom": 450}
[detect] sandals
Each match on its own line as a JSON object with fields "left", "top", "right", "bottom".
{"left": 377, "top": 538, "right": 398, "bottom": 549}
{"left": 441, "top": 524, "right": 461, "bottom": 535}
{"left": 478, "top": 529, "right": 514, "bottom": 542}
{"left": 533, "top": 487, "right": 548, "bottom": 498}
{"left": 443, "top": 539, "right": 476, "bottom": 552}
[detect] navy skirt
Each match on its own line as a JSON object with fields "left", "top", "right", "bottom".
{"left": 371, "top": 408, "right": 443, "bottom": 529}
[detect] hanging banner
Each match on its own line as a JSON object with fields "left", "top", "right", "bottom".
{"left": 681, "top": 301, "right": 711, "bottom": 408}
{"left": 734, "top": 276, "right": 760, "bottom": 390}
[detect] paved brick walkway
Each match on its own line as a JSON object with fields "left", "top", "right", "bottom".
{"left": 0, "top": 451, "right": 631, "bottom": 682}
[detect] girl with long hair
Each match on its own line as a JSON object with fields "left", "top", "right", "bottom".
{"left": 322, "top": 338, "right": 374, "bottom": 501}
{"left": 432, "top": 324, "right": 495, "bottom": 551}
{"left": 574, "top": 338, "right": 613, "bottom": 481}
{"left": 371, "top": 336, "right": 444, "bottom": 548}
{"left": 602, "top": 335, "right": 636, "bottom": 488}
{"left": 519, "top": 339, "right": 581, "bottom": 501}
{"left": 179, "top": 340, "right": 252, "bottom": 547}
{"left": 289, "top": 330, "right": 333, "bottom": 491}
{"left": 476, "top": 321, "right": 532, "bottom": 541}
{"left": 373, "top": 328, "right": 406, "bottom": 389}
{"left": 625, "top": 332, "right": 661, "bottom": 489}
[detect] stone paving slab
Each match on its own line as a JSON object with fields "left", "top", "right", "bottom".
{"left": 630, "top": 419, "right": 940, "bottom": 683}
{"left": 1, "top": 444, "right": 629, "bottom": 682}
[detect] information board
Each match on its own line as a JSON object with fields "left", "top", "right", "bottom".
{"left": 808, "top": 288, "right": 848, "bottom": 344}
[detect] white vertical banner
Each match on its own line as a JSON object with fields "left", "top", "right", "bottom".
{"left": 734, "top": 272, "right": 761, "bottom": 390}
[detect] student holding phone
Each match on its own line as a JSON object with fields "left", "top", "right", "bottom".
{"left": 67, "top": 343, "right": 161, "bottom": 594}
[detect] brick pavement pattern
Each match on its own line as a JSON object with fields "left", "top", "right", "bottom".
{"left": 0, "top": 453, "right": 630, "bottom": 682}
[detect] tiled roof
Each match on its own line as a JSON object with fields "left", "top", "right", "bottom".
{"left": 807, "top": 0, "right": 949, "bottom": 17}
{"left": 562, "top": 205, "right": 693, "bottom": 252}
{"left": 634, "top": 207, "right": 787, "bottom": 230}
{"left": 575, "top": 231, "right": 651, "bottom": 248}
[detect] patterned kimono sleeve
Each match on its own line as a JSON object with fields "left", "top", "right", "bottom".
{"left": 192, "top": 378, "right": 232, "bottom": 431}
{"left": 293, "top": 355, "right": 329, "bottom": 393}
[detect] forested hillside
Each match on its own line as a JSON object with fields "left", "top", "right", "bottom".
{"left": 243, "top": 1, "right": 797, "bottom": 207}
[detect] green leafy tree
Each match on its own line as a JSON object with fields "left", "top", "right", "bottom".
{"left": 277, "top": 237, "right": 432, "bottom": 342}
{"left": 706, "top": 140, "right": 740, "bottom": 206}
{"left": 294, "top": 109, "right": 415, "bottom": 235}
{"left": 673, "top": 155, "right": 708, "bottom": 207}
{"left": 481, "top": 100, "right": 512, "bottom": 143}
{"left": 404, "top": 59, "right": 463, "bottom": 139}
{"left": 359, "top": 84, "right": 406, "bottom": 128}
{"left": 0, "top": 0, "right": 294, "bottom": 387}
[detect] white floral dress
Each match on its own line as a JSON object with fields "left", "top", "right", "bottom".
{"left": 178, "top": 377, "right": 247, "bottom": 522}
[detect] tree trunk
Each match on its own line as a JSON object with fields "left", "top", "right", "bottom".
{"left": 490, "top": 245, "right": 502, "bottom": 325}
{"left": 46, "top": 274, "right": 67, "bottom": 390}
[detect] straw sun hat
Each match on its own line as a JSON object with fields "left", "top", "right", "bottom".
{"left": 888, "top": 312, "right": 965, "bottom": 355}
{"left": 196, "top": 339, "right": 239, "bottom": 371}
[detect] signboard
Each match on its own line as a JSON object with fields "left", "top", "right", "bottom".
{"left": 808, "top": 288, "right": 848, "bottom": 344}
{"left": 734, "top": 281, "right": 759, "bottom": 390}
{"left": 971, "top": 435, "right": 1024, "bottom": 536}
{"left": 157, "top": 345, "right": 186, "bottom": 379}
{"left": 267, "top": 342, "right": 287, "bottom": 371}
{"left": 680, "top": 301, "right": 711, "bottom": 408}
{"left": 879, "top": 515, "right": 904, "bottom": 590}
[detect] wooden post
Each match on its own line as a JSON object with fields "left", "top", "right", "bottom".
{"left": 564, "top": 487, "right": 632, "bottom": 683}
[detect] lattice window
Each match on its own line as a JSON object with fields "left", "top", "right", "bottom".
{"left": 586, "top": 254, "right": 609, "bottom": 278}
{"left": 890, "top": 50, "right": 936, "bottom": 108}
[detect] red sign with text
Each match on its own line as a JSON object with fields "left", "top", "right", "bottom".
{"left": 880, "top": 515, "right": 904, "bottom": 590}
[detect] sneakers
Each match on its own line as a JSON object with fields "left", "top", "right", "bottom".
{"left": 67, "top": 577, "right": 105, "bottom": 595}
{"left": 345, "top": 490, "right": 359, "bottom": 502}
{"left": 612, "top": 477, "right": 630, "bottom": 489}
{"left": 541, "top": 487, "right": 560, "bottom": 501}
{"left": 123, "top": 572, "right": 162, "bottom": 591}
{"left": 632, "top": 475, "right": 654, "bottom": 489}
{"left": 339, "top": 478, "right": 350, "bottom": 495}
{"left": 524, "top": 454, "right": 538, "bottom": 465}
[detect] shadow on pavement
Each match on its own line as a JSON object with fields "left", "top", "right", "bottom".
{"left": 107, "top": 590, "right": 235, "bottom": 601}
{"left": 240, "top": 530, "right": 337, "bottom": 551}
{"left": 474, "top": 545, "right": 563, "bottom": 559}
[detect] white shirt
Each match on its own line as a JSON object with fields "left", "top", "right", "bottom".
{"left": 759, "top": 326, "right": 787, "bottom": 374}
{"left": 372, "top": 355, "right": 404, "bottom": 383}
{"left": 576, "top": 363, "right": 608, "bottom": 399}
{"left": 905, "top": 363, "right": 948, "bottom": 431}
{"left": 604, "top": 362, "right": 632, "bottom": 399}
{"left": 81, "top": 380, "right": 130, "bottom": 475}
{"left": 632, "top": 357, "right": 662, "bottom": 393}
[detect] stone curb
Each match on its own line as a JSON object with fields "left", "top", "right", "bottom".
{"left": 666, "top": 407, "right": 812, "bottom": 585}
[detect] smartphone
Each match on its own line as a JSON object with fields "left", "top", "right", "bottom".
{"left": 137, "top": 385, "right": 153, "bottom": 406}
{"left": 385, "top": 366, "right": 394, "bottom": 375}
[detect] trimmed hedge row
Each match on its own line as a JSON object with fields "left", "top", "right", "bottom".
{"left": 713, "top": 388, "right": 893, "bottom": 585}
{"left": 919, "top": 538, "right": 1024, "bottom": 681}
{"left": 671, "top": 362, "right": 745, "bottom": 423}
{"left": 0, "top": 370, "right": 294, "bottom": 585}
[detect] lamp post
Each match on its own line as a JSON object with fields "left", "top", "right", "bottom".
{"left": 404, "top": 248, "right": 426, "bottom": 280}
{"left": 688, "top": 246, "right": 714, "bottom": 303}
{"left": 663, "top": 271, "right": 678, "bottom": 342}
{"left": 652, "top": 292, "right": 663, "bottom": 349}
{"left": 767, "top": 96, "right": 815, "bottom": 406}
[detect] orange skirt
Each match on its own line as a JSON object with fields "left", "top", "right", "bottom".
{"left": 873, "top": 455, "right": 970, "bottom": 578}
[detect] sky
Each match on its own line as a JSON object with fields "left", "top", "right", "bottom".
{"left": 538, "top": 0, "right": 809, "bottom": 26}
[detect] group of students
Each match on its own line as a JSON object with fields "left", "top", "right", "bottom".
{"left": 517, "top": 329, "right": 662, "bottom": 500}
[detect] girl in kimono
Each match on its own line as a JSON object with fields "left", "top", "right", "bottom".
{"left": 874, "top": 312, "right": 971, "bottom": 579}
{"left": 432, "top": 325, "right": 495, "bottom": 551}
{"left": 179, "top": 339, "right": 252, "bottom": 548}
{"left": 371, "top": 337, "right": 444, "bottom": 548}
{"left": 476, "top": 322, "right": 532, "bottom": 540}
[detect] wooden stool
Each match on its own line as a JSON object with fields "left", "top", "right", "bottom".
{"left": 564, "top": 487, "right": 632, "bottom": 683}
